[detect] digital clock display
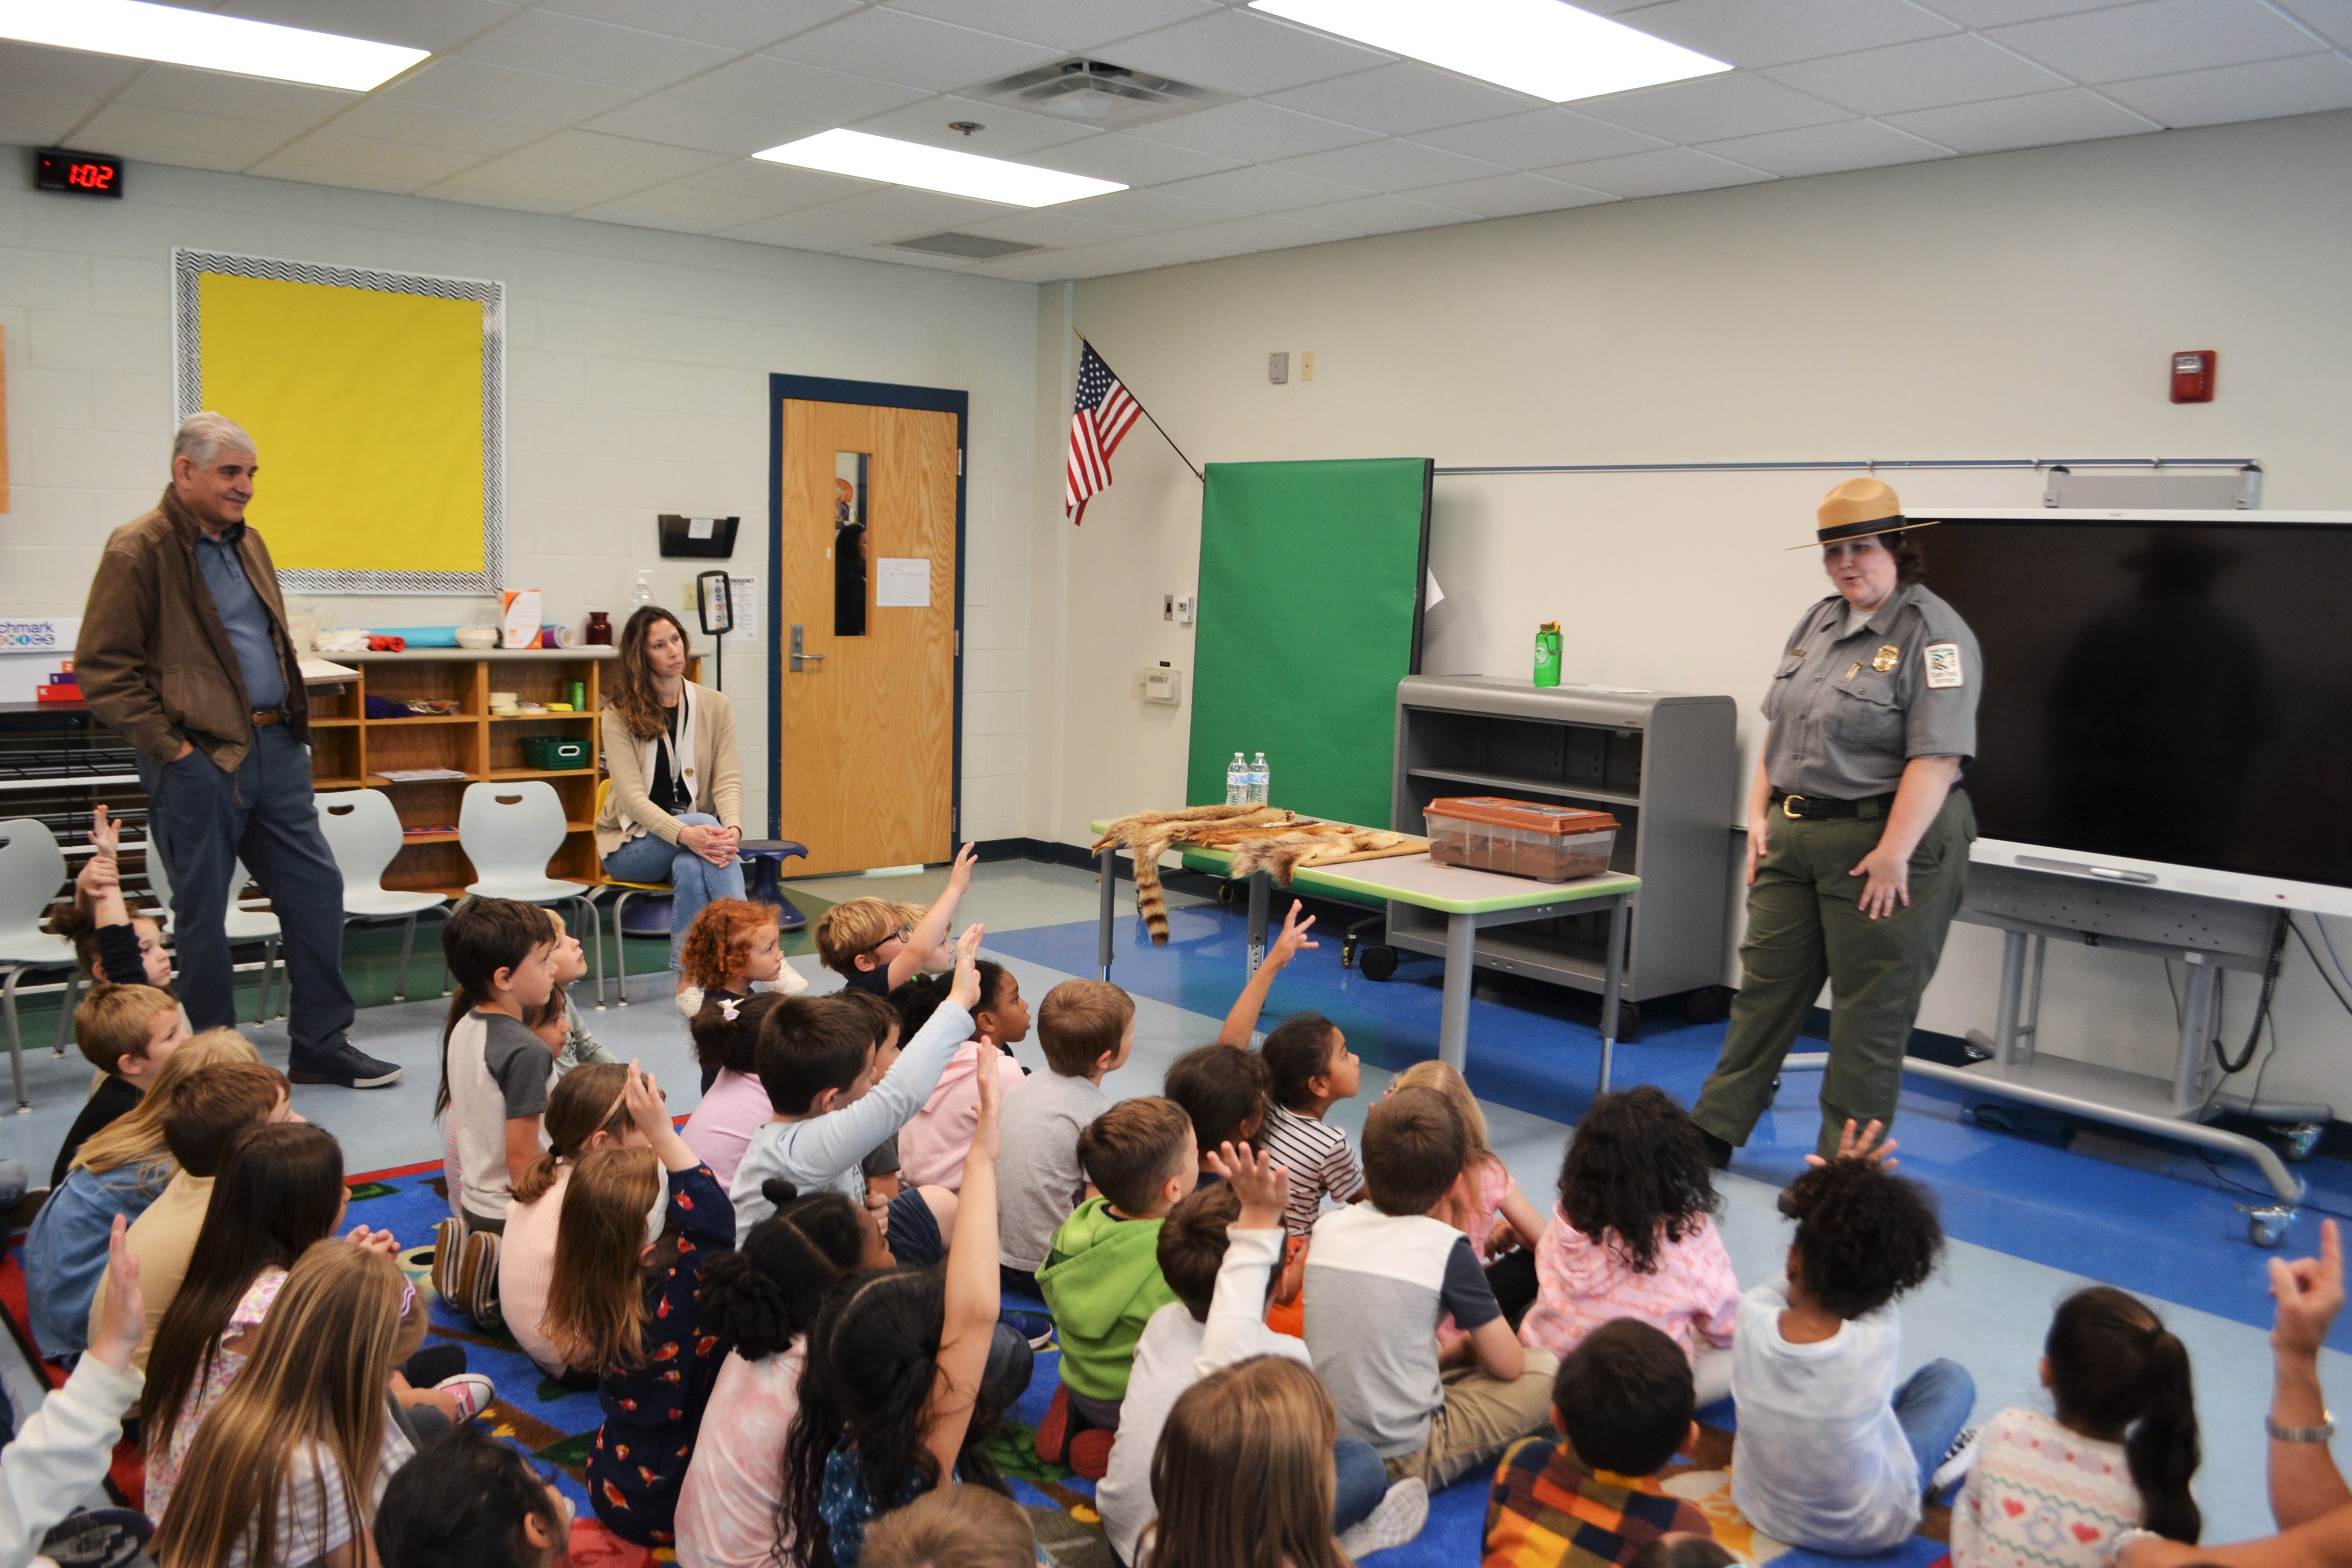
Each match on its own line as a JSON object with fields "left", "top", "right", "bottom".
{"left": 35, "top": 148, "right": 125, "bottom": 198}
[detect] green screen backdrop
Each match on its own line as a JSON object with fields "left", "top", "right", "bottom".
{"left": 1186, "top": 458, "right": 1433, "bottom": 828}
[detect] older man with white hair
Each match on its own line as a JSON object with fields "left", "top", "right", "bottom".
{"left": 73, "top": 412, "right": 401, "bottom": 1089}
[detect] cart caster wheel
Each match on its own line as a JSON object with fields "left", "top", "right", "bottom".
{"left": 1614, "top": 1000, "right": 1642, "bottom": 1042}
{"left": 1679, "top": 987, "right": 1727, "bottom": 1026}
{"left": 1218, "top": 880, "right": 1235, "bottom": 905}
{"left": 2280, "top": 1122, "right": 2324, "bottom": 1163}
{"left": 1341, "top": 935, "right": 1359, "bottom": 970}
{"left": 2247, "top": 1206, "right": 2296, "bottom": 1248}
{"left": 1359, "top": 945, "right": 1398, "bottom": 982}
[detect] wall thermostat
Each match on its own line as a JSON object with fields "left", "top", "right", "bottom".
{"left": 35, "top": 148, "right": 123, "bottom": 198}
{"left": 1134, "top": 663, "right": 1184, "bottom": 705}
{"left": 2170, "top": 349, "right": 2215, "bottom": 403}
{"left": 1268, "top": 351, "right": 1289, "bottom": 385}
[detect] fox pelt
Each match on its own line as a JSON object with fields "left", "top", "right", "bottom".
{"left": 1091, "top": 806, "right": 1409, "bottom": 945}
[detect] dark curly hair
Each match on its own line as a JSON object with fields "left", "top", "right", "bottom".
{"left": 700, "top": 1179, "right": 869, "bottom": 1361}
{"left": 1556, "top": 1086, "right": 1720, "bottom": 1275}
{"left": 782, "top": 1269, "right": 1010, "bottom": 1568}
{"left": 1777, "top": 1158, "right": 1942, "bottom": 1319}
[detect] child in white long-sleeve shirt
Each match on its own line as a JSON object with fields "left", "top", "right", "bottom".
{"left": 728, "top": 925, "right": 985, "bottom": 1262}
{"left": 1096, "top": 1141, "right": 1429, "bottom": 1568}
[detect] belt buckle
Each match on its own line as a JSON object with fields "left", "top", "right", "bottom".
{"left": 1782, "top": 794, "right": 1805, "bottom": 819}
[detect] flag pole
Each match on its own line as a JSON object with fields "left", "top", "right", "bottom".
{"left": 1075, "top": 328, "right": 1203, "bottom": 483}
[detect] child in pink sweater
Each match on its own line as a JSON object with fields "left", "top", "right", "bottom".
{"left": 899, "top": 961, "right": 1030, "bottom": 1191}
{"left": 1518, "top": 1086, "right": 1740, "bottom": 1406}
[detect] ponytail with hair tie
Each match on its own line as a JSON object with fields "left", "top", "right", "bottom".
{"left": 2046, "top": 1286, "right": 2201, "bottom": 1544}
{"left": 2126, "top": 1324, "right": 2201, "bottom": 1543}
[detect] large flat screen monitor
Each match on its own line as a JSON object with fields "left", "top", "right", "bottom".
{"left": 1922, "top": 508, "right": 2352, "bottom": 915}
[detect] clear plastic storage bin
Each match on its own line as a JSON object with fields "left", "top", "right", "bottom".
{"left": 1424, "top": 797, "right": 1620, "bottom": 882}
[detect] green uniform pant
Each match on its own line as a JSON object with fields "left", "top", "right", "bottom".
{"left": 1693, "top": 790, "right": 1975, "bottom": 1160}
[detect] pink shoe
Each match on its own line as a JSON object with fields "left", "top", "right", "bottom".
{"left": 437, "top": 1373, "right": 497, "bottom": 1422}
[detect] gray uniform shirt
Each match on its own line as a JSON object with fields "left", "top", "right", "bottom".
{"left": 1761, "top": 583, "right": 1980, "bottom": 799}
{"left": 192, "top": 524, "right": 287, "bottom": 709}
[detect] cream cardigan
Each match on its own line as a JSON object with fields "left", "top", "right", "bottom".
{"left": 596, "top": 681, "right": 743, "bottom": 855}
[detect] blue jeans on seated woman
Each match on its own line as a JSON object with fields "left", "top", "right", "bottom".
{"left": 601, "top": 812, "right": 746, "bottom": 969}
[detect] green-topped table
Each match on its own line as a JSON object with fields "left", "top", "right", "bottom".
{"left": 1091, "top": 820, "right": 1641, "bottom": 1090}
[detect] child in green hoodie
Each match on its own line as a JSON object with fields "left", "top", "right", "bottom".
{"left": 1035, "top": 1095, "right": 1197, "bottom": 1480}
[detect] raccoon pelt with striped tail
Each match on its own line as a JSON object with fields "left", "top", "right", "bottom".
{"left": 1091, "top": 804, "right": 1292, "bottom": 945}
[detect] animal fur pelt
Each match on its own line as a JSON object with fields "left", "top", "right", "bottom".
{"left": 1225, "top": 825, "right": 1412, "bottom": 885}
{"left": 1091, "top": 807, "right": 1413, "bottom": 945}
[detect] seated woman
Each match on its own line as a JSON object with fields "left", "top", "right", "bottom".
{"left": 595, "top": 605, "right": 746, "bottom": 1013}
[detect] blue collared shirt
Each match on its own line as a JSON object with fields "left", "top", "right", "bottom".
{"left": 192, "top": 522, "right": 286, "bottom": 709}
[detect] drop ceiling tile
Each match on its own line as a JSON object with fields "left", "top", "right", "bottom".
{"left": 499, "top": 130, "right": 732, "bottom": 185}
{"left": 1535, "top": 144, "right": 1774, "bottom": 198}
{"left": 73, "top": 103, "right": 295, "bottom": 169}
{"left": 1048, "top": 184, "right": 1243, "bottom": 231}
{"left": 330, "top": 96, "right": 552, "bottom": 156}
{"left": 572, "top": 182, "right": 786, "bottom": 233}
{"left": 540, "top": 0, "right": 856, "bottom": 52}
{"left": 2276, "top": 0, "right": 2352, "bottom": 47}
{"left": 0, "top": 40, "right": 145, "bottom": 100}
{"left": 679, "top": 158, "right": 883, "bottom": 205}
{"left": 1414, "top": 107, "right": 1668, "bottom": 167}
{"left": 1620, "top": 0, "right": 1958, "bottom": 68}
{"left": 1399, "top": 170, "right": 1616, "bottom": 217}
{"left": 1107, "top": 8, "right": 1393, "bottom": 96}
{"left": 1763, "top": 33, "right": 2071, "bottom": 113}
{"left": 582, "top": 94, "right": 825, "bottom": 157}
{"left": 2099, "top": 48, "right": 2352, "bottom": 125}
{"left": 818, "top": 184, "right": 1033, "bottom": 230}
{"left": 1275, "top": 137, "right": 1509, "bottom": 191}
{"left": 955, "top": 206, "right": 1143, "bottom": 246}
{"left": 880, "top": 0, "right": 1220, "bottom": 53}
{"left": 1095, "top": 230, "right": 1254, "bottom": 266}
{"left": 764, "top": 9, "right": 1064, "bottom": 93}
{"left": 847, "top": 94, "right": 1107, "bottom": 155}
{"left": 1988, "top": 0, "right": 2328, "bottom": 84}
{"left": 457, "top": 10, "right": 737, "bottom": 93}
{"left": 1698, "top": 117, "right": 1953, "bottom": 176}
{"left": 1130, "top": 100, "right": 1378, "bottom": 160}
{"left": 1174, "top": 212, "right": 1355, "bottom": 251}
{"left": 1579, "top": 71, "right": 1854, "bottom": 141}
{"left": 1279, "top": 191, "right": 1480, "bottom": 234}
{"left": 0, "top": 93, "right": 100, "bottom": 148}
{"left": 963, "top": 247, "right": 1105, "bottom": 282}
{"left": 1880, "top": 85, "right": 2160, "bottom": 150}
{"left": 430, "top": 182, "right": 589, "bottom": 215}
{"left": 218, "top": 0, "right": 520, "bottom": 53}
{"left": 716, "top": 203, "right": 933, "bottom": 250}
{"left": 248, "top": 132, "right": 477, "bottom": 188}
{"left": 1920, "top": 0, "right": 2160, "bottom": 23}
{"left": 1152, "top": 162, "right": 1372, "bottom": 211}
{"left": 1022, "top": 132, "right": 1243, "bottom": 187}
{"left": 424, "top": 152, "right": 655, "bottom": 208}
{"left": 389, "top": 58, "right": 639, "bottom": 124}
{"left": 110, "top": 64, "right": 359, "bottom": 127}
{"left": 670, "top": 54, "right": 933, "bottom": 125}
{"left": 1263, "top": 63, "right": 1547, "bottom": 136}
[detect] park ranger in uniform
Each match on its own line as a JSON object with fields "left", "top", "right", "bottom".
{"left": 1692, "top": 478, "right": 1982, "bottom": 1165}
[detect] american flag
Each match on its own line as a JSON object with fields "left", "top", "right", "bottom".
{"left": 1066, "top": 342, "right": 1143, "bottom": 525}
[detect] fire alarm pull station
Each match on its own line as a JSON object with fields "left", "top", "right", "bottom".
{"left": 2171, "top": 350, "right": 2215, "bottom": 403}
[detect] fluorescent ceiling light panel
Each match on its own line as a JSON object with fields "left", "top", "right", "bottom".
{"left": 1250, "top": 0, "right": 1730, "bottom": 104}
{"left": 0, "top": 0, "right": 427, "bottom": 90}
{"left": 754, "top": 129, "right": 1124, "bottom": 208}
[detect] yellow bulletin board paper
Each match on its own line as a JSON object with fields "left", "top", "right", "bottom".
{"left": 174, "top": 250, "right": 505, "bottom": 594}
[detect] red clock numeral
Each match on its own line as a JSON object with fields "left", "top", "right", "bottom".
{"left": 70, "top": 162, "right": 113, "bottom": 190}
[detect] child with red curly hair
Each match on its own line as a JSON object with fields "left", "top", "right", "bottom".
{"left": 678, "top": 899, "right": 805, "bottom": 1089}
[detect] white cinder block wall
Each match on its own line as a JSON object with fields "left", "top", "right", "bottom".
{"left": 0, "top": 156, "right": 1041, "bottom": 842}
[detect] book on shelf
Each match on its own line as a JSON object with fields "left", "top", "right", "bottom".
{"left": 374, "top": 767, "right": 470, "bottom": 782}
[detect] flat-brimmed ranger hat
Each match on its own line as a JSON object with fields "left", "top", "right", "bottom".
{"left": 1795, "top": 477, "right": 1942, "bottom": 549}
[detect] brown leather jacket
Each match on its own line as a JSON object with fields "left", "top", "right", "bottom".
{"left": 75, "top": 485, "right": 308, "bottom": 771}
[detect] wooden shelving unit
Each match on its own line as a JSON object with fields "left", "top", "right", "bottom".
{"left": 307, "top": 649, "right": 619, "bottom": 897}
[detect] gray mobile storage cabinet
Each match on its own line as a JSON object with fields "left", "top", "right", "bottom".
{"left": 1386, "top": 675, "right": 1738, "bottom": 1022}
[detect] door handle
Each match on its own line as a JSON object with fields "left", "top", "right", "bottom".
{"left": 790, "top": 624, "right": 826, "bottom": 673}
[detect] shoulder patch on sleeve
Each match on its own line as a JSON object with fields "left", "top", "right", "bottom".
{"left": 1923, "top": 642, "right": 1964, "bottom": 689}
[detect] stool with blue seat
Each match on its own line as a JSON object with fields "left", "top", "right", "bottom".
{"left": 736, "top": 840, "right": 810, "bottom": 930}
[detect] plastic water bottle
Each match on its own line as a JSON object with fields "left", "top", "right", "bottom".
{"left": 1250, "top": 752, "right": 1270, "bottom": 805}
{"left": 1227, "top": 752, "right": 1248, "bottom": 805}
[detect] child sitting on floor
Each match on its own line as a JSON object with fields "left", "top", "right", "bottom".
{"left": 52, "top": 983, "right": 185, "bottom": 1192}
{"left": 900, "top": 960, "right": 1031, "bottom": 1192}
{"left": 1305, "top": 1086, "right": 1557, "bottom": 1488}
{"left": 375, "top": 1423, "right": 574, "bottom": 1568}
{"left": 1952, "top": 1287, "right": 2200, "bottom": 1568}
{"left": 500, "top": 1061, "right": 631, "bottom": 1381}
{"left": 1390, "top": 1060, "right": 1550, "bottom": 1330}
{"left": 1484, "top": 1317, "right": 1715, "bottom": 1568}
{"left": 433, "top": 896, "right": 560, "bottom": 1329}
{"left": 864, "top": 1485, "right": 1039, "bottom": 1568}
{"left": 552, "top": 1063, "right": 737, "bottom": 1548}
{"left": 530, "top": 911, "right": 616, "bottom": 1079}
{"left": 1731, "top": 1121, "right": 1974, "bottom": 1556}
{"left": 1099, "top": 1142, "right": 1429, "bottom": 1567}
{"left": 780, "top": 1040, "right": 1015, "bottom": 1568}
{"left": 996, "top": 979, "right": 1134, "bottom": 1296}
{"left": 1256, "top": 1010, "right": 1366, "bottom": 1237}
{"left": 1520, "top": 1086, "right": 1741, "bottom": 1407}
{"left": 683, "top": 992, "right": 785, "bottom": 1187}
{"left": 814, "top": 843, "right": 977, "bottom": 997}
{"left": 1145, "top": 1357, "right": 1355, "bottom": 1568}
{"left": 1035, "top": 1096, "right": 1195, "bottom": 1479}
{"left": 680, "top": 898, "right": 802, "bottom": 1084}
{"left": 675, "top": 1181, "right": 888, "bottom": 1568}
{"left": 1164, "top": 1045, "right": 1269, "bottom": 1188}
{"left": 729, "top": 926, "right": 986, "bottom": 1254}
{"left": 22, "top": 1028, "right": 254, "bottom": 1361}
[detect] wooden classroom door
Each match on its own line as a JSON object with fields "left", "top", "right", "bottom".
{"left": 773, "top": 394, "right": 960, "bottom": 874}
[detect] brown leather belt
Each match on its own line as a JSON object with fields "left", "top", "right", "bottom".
{"left": 252, "top": 707, "right": 285, "bottom": 727}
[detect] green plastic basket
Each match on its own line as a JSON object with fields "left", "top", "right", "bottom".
{"left": 519, "top": 736, "right": 590, "bottom": 770}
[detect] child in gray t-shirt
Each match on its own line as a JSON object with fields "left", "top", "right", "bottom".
{"left": 998, "top": 981, "right": 1135, "bottom": 1281}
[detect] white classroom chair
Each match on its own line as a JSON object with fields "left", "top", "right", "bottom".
{"left": 314, "top": 789, "right": 448, "bottom": 1002}
{"left": 0, "top": 818, "right": 78, "bottom": 1111}
{"left": 456, "top": 781, "right": 604, "bottom": 1002}
{"left": 144, "top": 838, "right": 285, "bottom": 1025}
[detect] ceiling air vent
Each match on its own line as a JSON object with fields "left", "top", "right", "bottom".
{"left": 973, "top": 59, "right": 1231, "bottom": 129}
{"left": 890, "top": 232, "right": 1042, "bottom": 260}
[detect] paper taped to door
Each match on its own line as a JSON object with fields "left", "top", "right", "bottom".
{"left": 876, "top": 558, "right": 931, "bottom": 608}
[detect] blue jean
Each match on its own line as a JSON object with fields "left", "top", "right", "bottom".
{"left": 136, "top": 724, "right": 355, "bottom": 1063}
{"left": 1333, "top": 1438, "right": 1386, "bottom": 1532}
{"left": 1893, "top": 1358, "right": 1976, "bottom": 1488}
{"left": 600, "top": 813, "right": 745, "bottom": 969}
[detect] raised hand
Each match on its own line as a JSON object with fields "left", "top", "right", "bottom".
{"left": 946, "top": 923, "right": 987, "bottom": 1011}
{"left": 971, "top": 1037, "right": 1004, "bottom": 1164}
{"left": 90, "top": 1214, "right": 146, "bottom": 1373}
{"left": 88, "top": 803, "right": 121, "bottom": 860}
{"left": 1804, "top": 1118, "right": 1899, "bottom": 1170}
{"left": 1265, "top": 902, "right": 1319, "bottom": 970}
{"left": 346, "top": 1224, "right": 400, "bottom": 1259}
{"left": 2272, "top": 1218, "right": 2344, "bottom": 1359}
{"left": 1204, "top": 1139, "right": 1289, "bottom": 1229}
{"left": 944, "top": 840, "right": 979, "bottom": 895}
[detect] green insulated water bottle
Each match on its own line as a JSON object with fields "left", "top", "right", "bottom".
{"left": 1533, "top": 621, "right": 1562, "bottom": 687}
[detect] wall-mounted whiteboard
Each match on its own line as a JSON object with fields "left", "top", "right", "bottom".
{"left": 172, "top": 249, "right": 505, "bottom": 594}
